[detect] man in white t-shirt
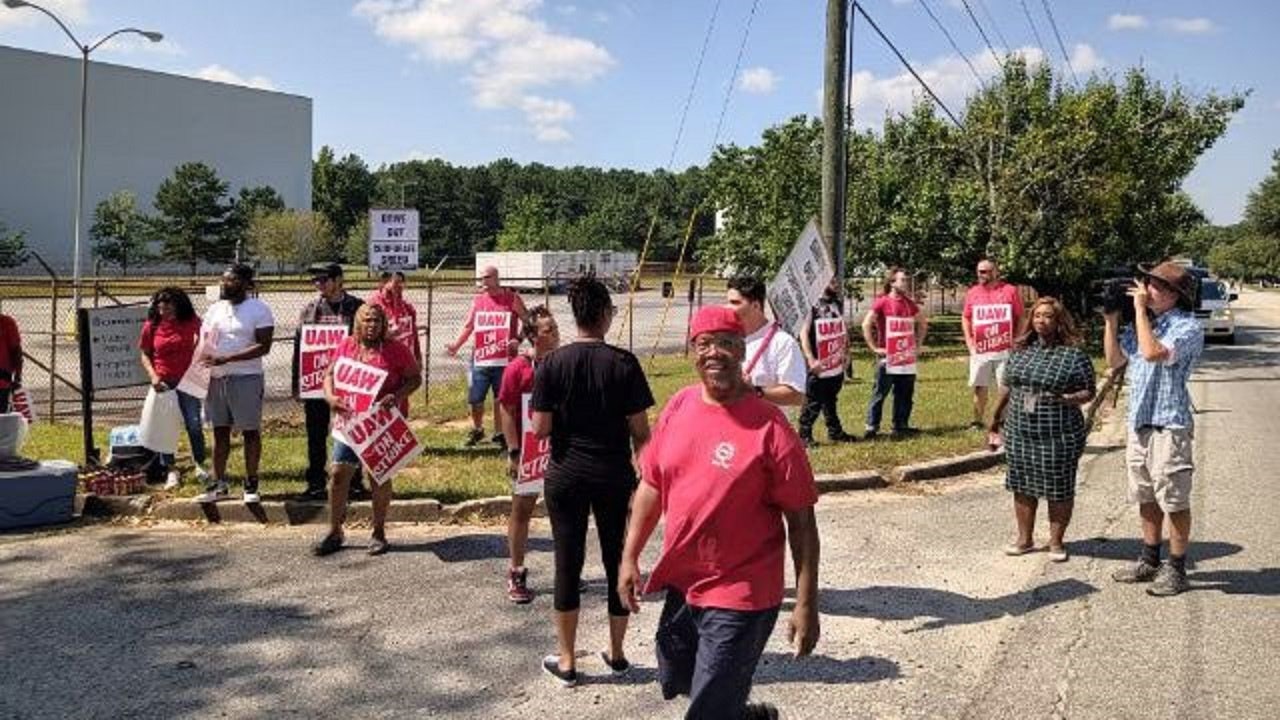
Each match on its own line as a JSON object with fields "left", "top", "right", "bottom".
{"left": 725, "top": 277, "right": 805, "bottom": 407}
{"left": 196, "top": 264, "right": 276, "bottom": 504}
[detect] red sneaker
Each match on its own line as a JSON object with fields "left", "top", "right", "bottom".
{"left": 508, "top": 567, "right": 533, "bottom": 604}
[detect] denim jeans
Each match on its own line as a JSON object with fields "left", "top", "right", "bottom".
{"left": 159, "top": 389, "right": 206, "bottom": 468}
{"left": 655, "top": 589, "right": 780, "bottom": 720}
{"left": 864, "top": 360, "right": 916, "bottom": 432}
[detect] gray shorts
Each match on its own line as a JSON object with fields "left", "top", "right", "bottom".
{"left": 1126, "top": 426, "right": 1194, "bottom": 513}
{"left": 206, "top": 374, "right": 265, "bottom": 431}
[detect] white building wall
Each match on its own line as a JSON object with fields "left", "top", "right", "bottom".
{"left": 0, "top": 44, "right": 312, "bottom": 275}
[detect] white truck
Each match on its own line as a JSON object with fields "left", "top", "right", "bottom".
{"left": 474, "top": 250, "right": 638, "bottom": 292}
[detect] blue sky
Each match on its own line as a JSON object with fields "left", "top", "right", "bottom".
{"left": 3, "top": 0, "right": 1278, "bottom": 224}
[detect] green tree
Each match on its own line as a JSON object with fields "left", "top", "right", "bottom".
{"left": 153, "top": 162, "right": 231, "bottom": 275}
{"left": 225, "top": 185, "right": 285, "bottom": 262}
{"left": 344, "top": 214, "right": 370, "bottom": 266}
{"left": 313, "top": 146, "right": 376, "bottom": 240}
{"left": 496, "top": 194, "right": 554, "bottom": 251}
{"left": 249, "top": 210, "right": 337, "bottom": 273}
{"left": 0, "top": 220, "right": 26, "bottom": 269}
{"left": 1244, "top": 148, "right": 1280, "bottom": 238}
{"left": 90, "top": 190, "right": 152, "bottom": 275}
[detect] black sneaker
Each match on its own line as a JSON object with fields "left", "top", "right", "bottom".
{"left": 1146, "top": 563, "right": 1189, "bottom": 596}
{"left": 599, "top": 650, "right": 631, "bottom": 676}
{"left": 743, "top": 702, "right": 780, "bottom": 720}
{"left": 300, "top": 486, "right": 327, "bottom": 502}
{"left": 829, "top": 431, "right": 858, "bottom": 443}
{"left": 348, "top": 484, "right": 372, "bottom": 501}
{"left": 491, "top": 432, "right": 507, "bottom": 446}
{"left": 312, "top": 533, "right": 344, "bottom": 557}
{"left": 890, "top": 427, "right": 921, "bottom": 440}
{"left": 541, "top": 655, "right": 578, "bottom": 688}
{"left": 243, "top": 478, "right": 261, "bottom": 505}
{"left": 863, "top": 428, "right": 879, "bottom": 440}
{"left": 464, "top": 428, "right": 485, "bottom": 447}
{"left": 1111, "top": 559, "right": 1161, "bottom": 583}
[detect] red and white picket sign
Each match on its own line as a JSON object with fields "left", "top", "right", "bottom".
{"left": 176, "top": 329, "right": 217, "bottom": 399}
{"left": 814, "top": 317, "right": 848, "bottom": 378}
{"left": 971, "top": 303, "right": 1014, "bottom": 361}
{"left": 473, "top": 310, "right": 512, "bottom": 367}
{"left": 885, "top": 316, "right": 918, "bottom": 375}
{"left": 298, "top": 324, "right": 348, "bottom": 400}
{"left": 336, "top": 404, "right": 423, "bottom": 486}
{"left": 389, "top": 313, "right": 416, "bottom": 351}
{"left": 329, "top": 357, "right": 388, "bottom": 441}
{"left": 10, "top": 387, "right": 35, "bottom": 424}
{"left": 516, "top": 393, "right": 549, "bottom": 495}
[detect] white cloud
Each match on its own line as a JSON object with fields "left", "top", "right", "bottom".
{"left": 194, "top": 64, "right": 276, "bottom": 91}
{"left": 1069, "top": 43, "right": 1105, "bottom": 74}
{"left": 354, "top": 0, "right": 614, "bottom": 143}
{"left": 1107, "top": 14, "right": 1148, "bottom": 31}
{"left": 0, "top": 0, "right": 88, "bottom": 30}
{"left": 739, "top": 67, "right": 777, "bottom": 95}
{"left": 1164, "top": 17, "right": 1216, "bottom": 35}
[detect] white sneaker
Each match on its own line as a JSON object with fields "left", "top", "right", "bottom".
{"left": 243, "top": 490, "right": 261, "bottom": 504}
{"left": 194, "top": 466, "right": 211, "bottom": 484}
{"left": 196, "top": 482, "right": 228, "bottom": 504}
{"left": 163, "top": 471, "right": 181, "bottom": 490}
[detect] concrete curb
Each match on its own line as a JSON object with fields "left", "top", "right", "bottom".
{"left": 891, "top": 449, "right": 1005, "bottom": 483}
{"left": 814, "top": 471, "right": 887, "bottom": 493}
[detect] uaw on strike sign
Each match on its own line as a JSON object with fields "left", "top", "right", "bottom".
{"left": 328, "top": 356, "right": 423, "bottom": 485}
{"left": 971, "top": 304, "right": 1013, "bottom": 361}
{"left": 298, "top": 325, "right": 348, "bottom": 400}
{"left": 815, "top": 317, "right": 847, "bottom": 378}
{"left": 517, "top": 393, "right": 549, "bottom": 495}
{"left": 885, "top": 316, "right": 918, "bottom": 375}
{"left": 473, "top": 311, "right": 512, "bottom": 367}
{"left": 369, "top": 208, "right": 419, "bottom": 272}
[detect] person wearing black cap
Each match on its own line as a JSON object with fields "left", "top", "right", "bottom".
{"left": 293, "top": 262, "right": 366, "bottom": 500}
{"left": 196, "top": 264, "right": 275, "bottom": 504}
{"left": 1103, "top": 260, "right": 1204, "bottom": 597}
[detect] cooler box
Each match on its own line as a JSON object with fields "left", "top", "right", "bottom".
{"left": 0, "top": 460, "right": 78, "bottom": 530}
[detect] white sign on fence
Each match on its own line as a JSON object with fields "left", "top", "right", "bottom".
{"left": 369, "top": 208, "right": 420, "bottom": 272}
{"left": 767, "top": 218, "right": 834, "bottom": 339}
{"left": 83, "top": 305, "right": 149, "bottom": 391}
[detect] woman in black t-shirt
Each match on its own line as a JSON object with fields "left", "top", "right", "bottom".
{"left": 531, "top": 276, "right": 654, "bottom": 687}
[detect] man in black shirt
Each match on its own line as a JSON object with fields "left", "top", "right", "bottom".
{"left": 292, "top": 263, "right": 366, "bottom": 500}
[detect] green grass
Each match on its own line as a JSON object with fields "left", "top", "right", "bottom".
{"left": 20, "top": 346, "right": 1009, "bottom": 504}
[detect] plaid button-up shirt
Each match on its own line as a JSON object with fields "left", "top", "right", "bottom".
{"left": 1120, "top": 308, "right": 1203, "bottom": 430}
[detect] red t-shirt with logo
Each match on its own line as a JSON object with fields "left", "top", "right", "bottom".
{"left": 962, "top": 282, "right": 1023, "bottom": 341}
{"left": 870, "top": 294, "right": 919, "bottom": 349}
{"left": 639, "top": 385, "right": 818, "bottom": 611}
{"left": 138, "top": 315, "right": 202, "bottom": 386}
{"left": 469, "top": 289, "right": 521, "bottom": 367}
{"left": 331, "top": 336, "right": 418, "bottom": 416}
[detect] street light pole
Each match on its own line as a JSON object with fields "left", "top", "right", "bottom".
{"left": 3, "top": 0, "right": 162, "bottom": 310}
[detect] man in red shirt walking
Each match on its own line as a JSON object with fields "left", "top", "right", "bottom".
{"left": 961, "top": 258, "right": 1025, "bottom": 430}
{"left": 620, "top": 305, "right": 820, "bottom": 720}
{"left": 446, "top": 266, "right": 528, "bottom": 448}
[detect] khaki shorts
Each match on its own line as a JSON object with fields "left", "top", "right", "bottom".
{"left": 1125, "top": 426, "right": 1194, "bottom": 513}
{"left": 968, "top": 355, "right": 1007, "bottom": 388}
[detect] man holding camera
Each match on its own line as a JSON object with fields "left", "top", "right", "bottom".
{"left": 1103, "top": 261, "right": 1204, "bottom": 597}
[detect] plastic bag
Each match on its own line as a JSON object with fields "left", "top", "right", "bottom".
{"left": 139, "top": 388, "right": 181, "bottom": 454}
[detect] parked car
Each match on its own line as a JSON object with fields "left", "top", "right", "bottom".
{"left": 1195, "top": 277, "right": 1237, "bottom": 344}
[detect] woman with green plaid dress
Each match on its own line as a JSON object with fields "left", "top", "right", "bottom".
{"left": 990, "top": 297, "right": 1096, "bottom": 562}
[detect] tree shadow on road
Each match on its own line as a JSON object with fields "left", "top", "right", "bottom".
{"left": 813, "top": 578, "right": 1097, "bottom": 632}
{"left": 1065, "top": 537, "right": 1243, "bottom": 567}
{"left": 390, "top": 532, "right": 553, "bottom": 561}
{"left": 754, "top": 652, "right": 900, "bottom": 685}
{"left": 1187, "top": 568, "right": 1280, "bottom": 596}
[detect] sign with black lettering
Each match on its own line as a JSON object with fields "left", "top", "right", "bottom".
{"left": 83, "top": 305, "right": 149, "bottom": 391}
{"left": 369, "top": 208, "right": 420, "bottom": 272}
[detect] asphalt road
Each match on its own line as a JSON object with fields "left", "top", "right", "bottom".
{"left": 1, "top": 290, "right": 1277, "bottom": 719}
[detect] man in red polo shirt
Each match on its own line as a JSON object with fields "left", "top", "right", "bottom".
{"left": 619, "top": 305, "right": 820, "bottom": 720}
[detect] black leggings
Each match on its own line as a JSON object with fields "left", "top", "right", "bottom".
{"left": 544, "top": 477, "right": 633, "bottom": 616}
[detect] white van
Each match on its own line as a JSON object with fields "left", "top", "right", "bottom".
{"left": 1195, "top": 278, "right": 1236, "bottom": 344}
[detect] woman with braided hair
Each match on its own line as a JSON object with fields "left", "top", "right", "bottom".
{"left": 530, "top": 276, "right": 654, "bottom": 687}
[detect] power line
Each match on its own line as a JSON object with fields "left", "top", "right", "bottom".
{"left": 958, "top": 0, "right": 1004, "bottom": 70}
{"left": 710, "top": 0, "right": 761, "bottom": 147}
{"left": 851, "top": 1, "right": 963, "bottom": 129}
{"left": 666, "top": 0, "right": 723, "bottom": 170}
{"left": 1018, "top": 0, "right": 1049, "bottom": 62}
{"left": 1040, "top": 0, "right": 1079, "bottom": 84}
{"left": 973, "top": 0, "right": 1010, "bottom": 50}
{"left": 916, "top": 0, "right": 984, "bottom": 87}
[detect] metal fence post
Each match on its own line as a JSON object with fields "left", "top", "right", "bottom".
{"left": 424, "top": 281, "right": 433, "bottom": 412}
{"left": 543, "top": 277, "right": 550, "bottom": 309}
{"left": 49, "top": 278, "right": 58, "bottom": 421}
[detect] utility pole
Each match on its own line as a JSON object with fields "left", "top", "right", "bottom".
{"left": 821, "top": 0, "right": 849, "bottom": 286}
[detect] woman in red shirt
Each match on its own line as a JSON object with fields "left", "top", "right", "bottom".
{"left": 313, "top": 304, "right": 422, "bottom": 557}
{"left": 138, "top": 287, "right": 206, "bottom": 489}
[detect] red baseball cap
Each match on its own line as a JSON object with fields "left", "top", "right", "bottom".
{"left": 689, "top": 305, "right": 745, "bottom": 339}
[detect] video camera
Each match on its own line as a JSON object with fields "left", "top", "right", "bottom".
{"left": 1090, "top": 268, "right": 1138, "bottom": 324}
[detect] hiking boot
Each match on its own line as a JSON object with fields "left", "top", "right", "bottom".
{"left": 541, "top": 655, "right": 578, "bottom": 688}
{"left": 508, "top": 567, "right": 533, "bottom": 604}
{"left": 312, "top": 533, "right": 344, "bottom": 557}
{"left": 1146, "top": 563, "right": 1190, "bottom": 597}
{"left": 743, "top": 702, "right": 780, "bottom": 720}
{"left": 464, "top": 428, "right": 485, "bottom": 447}
{"left": 1111, "top": 559, "right": 1161, "bottom": 583}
